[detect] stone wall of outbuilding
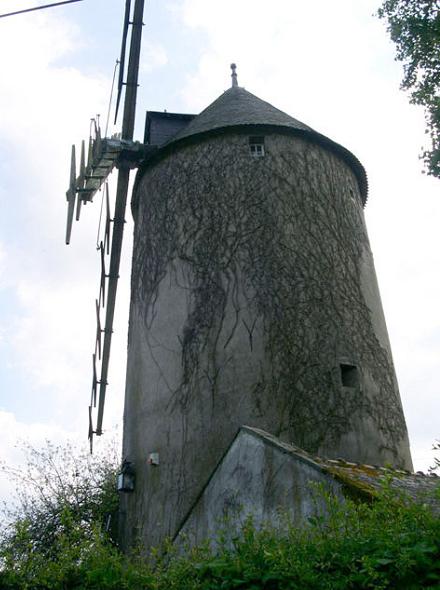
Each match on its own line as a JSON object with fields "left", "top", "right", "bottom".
{"left": 176, "top": 427, "right": 345, "bottom": 548}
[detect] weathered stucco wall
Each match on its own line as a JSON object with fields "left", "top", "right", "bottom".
{"left": 176, "top": 426, "right": 345, "bottom": 548}
{"left": 120, "top": 131, "right": 412, "bottom": 551}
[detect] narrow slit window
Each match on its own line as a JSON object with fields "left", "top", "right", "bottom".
{"left": 340, "top": 364, "right": 359, "bottom": 388}
{"left": 249, "top": 136, "right": 265, "bottom": 157}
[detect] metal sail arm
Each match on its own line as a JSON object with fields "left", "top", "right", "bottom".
{"left": 114, "top": 0, "right": 132, "bottom": 125}
{"left": 95, "top": 166, "right": 128, "bottom": 435}
{"left": 95, "top": 0, "right": 145, "bottom": 436}
{"left": 120, "top": 0, "right": 144, "bottom": 142}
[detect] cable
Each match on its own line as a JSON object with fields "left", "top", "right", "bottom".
{"left": 0, "top": 0, "right": 83, "bottom": 19}
{"left": 96, "top": 182, "right": 107, "bottom": 250}
{"left": 104, "top": 60, "right": 120, "bottom": 138}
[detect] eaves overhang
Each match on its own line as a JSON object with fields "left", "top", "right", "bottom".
{"left": 133, "top": 86, "right": 369, "bottom": 213}
{"left": 133, "top": 122, "right": 368, "bottom": 216}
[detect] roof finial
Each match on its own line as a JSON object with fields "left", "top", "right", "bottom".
{"left": 230, "top": 63, "right": 238, "bottom": 88}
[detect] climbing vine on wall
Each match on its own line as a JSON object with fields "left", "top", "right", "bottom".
{"left": 132, "top": 132, "right": 407, "bottom": 457}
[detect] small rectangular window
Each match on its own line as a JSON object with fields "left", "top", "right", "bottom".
{"left": 340, "top": 364, "right": 359, "bottom": 388}
{"left": 249, "top": 136, "right": 265, "bottom": 157}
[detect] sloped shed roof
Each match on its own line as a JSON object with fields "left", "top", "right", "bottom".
{"left": 162, "top": 86, "right": 369, "bottom": 205}
{"left": 240, "top": 427, "right": 439, "bottom": 507}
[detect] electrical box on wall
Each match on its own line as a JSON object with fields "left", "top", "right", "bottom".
{"left": 148, "top": 452, "right": 159, "bottom": 466}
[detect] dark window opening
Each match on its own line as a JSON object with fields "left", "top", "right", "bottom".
{"left": 249, "top": 136, "right": 265, "bottom": 157}
{"left": 340, "top": 364, "right": 359, "bottom": 387}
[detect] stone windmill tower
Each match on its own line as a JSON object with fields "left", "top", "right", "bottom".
{"left": 119, "top": 67, "right": 413, "bottom": 550}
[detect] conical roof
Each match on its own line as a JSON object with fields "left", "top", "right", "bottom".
{"left": 171, "top": 86, "right": 314, "bottom": 141}
{"left": 146, "top": 86, "right": 368, "bottom": 204}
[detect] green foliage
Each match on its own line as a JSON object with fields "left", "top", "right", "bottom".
{"left": 377, "top": 0, "right": 440, "bottom": 177}
{"left": 0, "top": 439, "right": 120, "bottom": 587}
{"left": 1, "top": 444, "right": 439, "bottom": 590}
{"left": 430, "top": 440, "right": 440, "bottom": 474}
{"left": 162, "top": 487, "right": 440, "bottom": 590}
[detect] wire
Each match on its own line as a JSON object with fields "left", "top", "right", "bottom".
{"left": 104, "top": 60, "right": 120, "bottom": 138}
{"left": 0, "top": 0, "right": 83, "bottom": 18}
{"left": 96, "top": 182, "right": 107, "bottom": 250}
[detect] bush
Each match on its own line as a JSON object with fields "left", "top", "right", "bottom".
{"left": 430, "top": 441, "right": 440, "bottom": 475}
{"left": 156, "top": 485, "right": 440, "bottom": 590}
{"left": 0, "top": 439, "right": 121, "bottom": 588}
{"left": 1, "top": 440, "right": 439, "bottom": 589}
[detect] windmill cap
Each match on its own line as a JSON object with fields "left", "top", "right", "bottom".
{"left": 143, "top": 86, "right": 369, "bottom": 205}
{"left": 172, "top": 86, "right": 314, "bottom": 141}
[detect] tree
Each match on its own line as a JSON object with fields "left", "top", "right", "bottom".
{"left": 0, "top": 439, "right": 156, "bottom": 589}
{"left": 377, "top": 0, "right": 440, "bottom": 178}
{"left": 430, "top": 440, "right": 440, "bottom": 473}
{"left": 0, "top": 439, "right": 439, "bottom": 589}
{"left": 0, "top": 439, "right": 119, "bottom": 570}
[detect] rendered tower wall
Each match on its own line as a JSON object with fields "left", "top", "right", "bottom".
{"left": 120, "top": 129, "right": 412, "bottom": 550}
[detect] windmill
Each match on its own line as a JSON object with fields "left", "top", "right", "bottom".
{"left": 64, "top": 0, "right": 146, "bottom": 450}
{"left": 58, "top": 1, "right": 415, "bottom": 554}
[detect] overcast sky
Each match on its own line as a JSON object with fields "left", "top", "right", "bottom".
{"left": 0, "top": 0, "right": 438, "bottom": 502}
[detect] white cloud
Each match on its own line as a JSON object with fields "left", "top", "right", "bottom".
{"left": 0, "top": 0, "right": 438, "bottom": 481}
{"left": 140, "top": 42, "right": 169, "bottom": 73}
{"left": 0, "top": 409, "right": 78, "bottom": 506}
{"left": 0, "top": 409, "right": 121, "bottom": 510}
{"left": 8, "top": 256, "right": 129, "bottom": 422}
{"left": 0, "top": 6, "right": 127, "bottom": 437}
{"left": 0, "top": 241, "right": 5, "bottom": 281}
{"left": 176, "top": 0, "right": 440, "bottom": 472}
{"left": 178, "top": 0, "right": 388, "bottom": 114}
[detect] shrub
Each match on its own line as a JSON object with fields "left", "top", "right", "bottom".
{"left": 1, "top": 440, "right": 439, "bottom": 589}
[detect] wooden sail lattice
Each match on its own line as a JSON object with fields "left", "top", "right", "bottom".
{"left": 64, "top": 0, "right": 146, "bottom": 452}
{"left": 65, "top": 120, "right": 142, "bottom": 245}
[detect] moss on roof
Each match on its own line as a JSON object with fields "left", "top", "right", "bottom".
{"left": 242, "top": 426, "right": 440, "bottom": 511}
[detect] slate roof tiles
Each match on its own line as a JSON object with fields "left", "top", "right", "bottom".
{"left": 163, "top": 86, "right": 369, "bottom": 204}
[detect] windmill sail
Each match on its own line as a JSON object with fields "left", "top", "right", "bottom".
{"left": 95, "top": 0, "right": 146, "bottom": 437}
{"left": 64, "top": 126, "right": 139, "bottom": 244}
{"left": 88, "top": 404, "right": 94, "bottom": 453}
{"left": 99, "top": 242, "right": 106, "bottom": 308}
{"left": 64, "top": 0, "right": 146, "bottom": 446}
{"left": 65, "top": 145, "right": 76, "bottom": 245}
{"left": 104, "top": 183, "right": 111, "bottom": 255}
{"left": 91, "top": 352, "right": 99, "bottom": 407}
{"left": 95, "top": 299, "right": 102, "bottom": 360}
{"left": 114, "top": 0, "right": 132, "bottom": 125}
{"left": 75, "top": 140, "right": 86, "bottom": 221}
